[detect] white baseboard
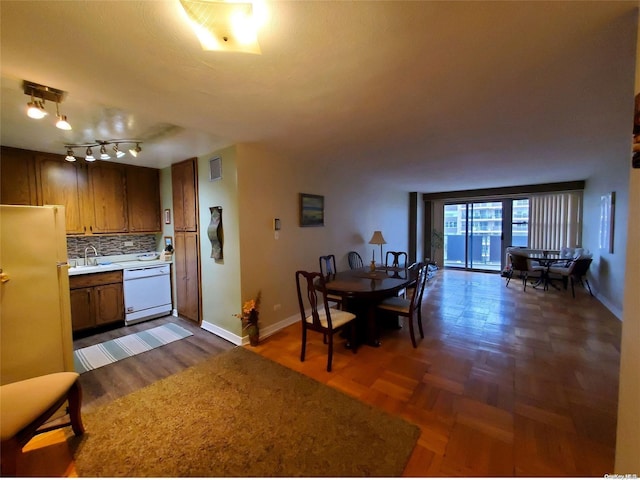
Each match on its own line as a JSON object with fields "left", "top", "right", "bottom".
{"left": 595, "top": 292, "right": 622, "bottom": 320}
{"left": 200, "top": 312, "right": 299, "bottom": 346}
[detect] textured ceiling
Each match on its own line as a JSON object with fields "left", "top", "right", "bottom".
{"left": 0, "top": 1, "right": 637, "bottom": 193}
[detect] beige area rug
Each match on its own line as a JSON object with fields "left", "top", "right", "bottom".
{"left": 72, "top": 347, "right": 420, "bottom": 477}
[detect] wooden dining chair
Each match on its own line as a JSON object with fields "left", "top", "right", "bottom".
{"left": 1, "top": 372, "right": 85, "bottom": 476}
{"left": 318, "top": 254, "right": 344, "bottom": 309}
{"left": 385, "top": 251, "right": 407, "bottom": 269}
{"left": 347, "top": 251, "right": 364, "bottom": 270}
{"left": 376, "top": 264, "right": 428, "bottom": 348}
{"left": 295, "top": 270, "right": 358, "bottom": 372}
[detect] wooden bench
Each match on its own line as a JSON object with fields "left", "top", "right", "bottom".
{"left": 1, "top": 372, "right": 84, "bottom": 476}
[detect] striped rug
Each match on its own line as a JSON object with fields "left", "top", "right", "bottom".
{"left": 74, "top": 323, "right": 193, "bottom": 374}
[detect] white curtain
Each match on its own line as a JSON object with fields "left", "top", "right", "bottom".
{"left": 529, "top": 192, "right": 582, "bottom": 250}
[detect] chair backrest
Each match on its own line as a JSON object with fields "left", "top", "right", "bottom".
{"left": 509, "top": 253, "right": 530, "bottom": 272}
{"left": 410, "top": 265, "right": 428, "bottom": 314}
{"left": 570, "top": 257, "right": 592, "bottom": 278}
{"left": 347, "top": 251, "right": 364, "bottom": 270}
{"left": 318, "top": 255, "right": 337, "bottom": 277}
{"left": 295, "top": 270, "right": 333, "bottom": 330}
{"left": 385, "top": 251, "right": 407, "bottom": 268}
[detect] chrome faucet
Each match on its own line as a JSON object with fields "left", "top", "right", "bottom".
{"left": 84, "top": 245, "right": 98, "bottom": 266}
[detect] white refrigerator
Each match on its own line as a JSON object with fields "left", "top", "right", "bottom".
{"left": 0, "top": 205, "right": 74, "bottom": 385}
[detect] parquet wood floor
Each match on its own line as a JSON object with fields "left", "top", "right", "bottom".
{"left": 14, "top": 269, "right": 621, "bottom": 477}
{"left": 252, "top": 269, "right": 622, "bottom": 477}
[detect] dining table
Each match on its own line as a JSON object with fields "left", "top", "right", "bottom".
{"left": 324, "top": 265, "right": 419, "bottom": 347}
{"left": 526, "top": 252, "right": 572, "bottom": 290}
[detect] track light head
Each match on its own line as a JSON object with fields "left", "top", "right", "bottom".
{"left": 27, "top": 98, "right": 47, "bottom": 119}
{"left": 99, "top": 144, "right": 111, "bottom": 160}
{"left": 129, "top": 143, "right": 142, "bottom": 157}
{"left": 55, "top": 101, "right": 72, "bottom": 130}
{"left": 113, "top": 144, "right": 126, "bottom": 158}
{"left": 85, "top": 147, "right": 95, "bottom": 162}
{"left": 65, "top": 148, "right": 76, "bottom": 162}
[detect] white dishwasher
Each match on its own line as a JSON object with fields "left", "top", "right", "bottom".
{"left": 123, "top": 265, "right": 172, "bottom": 325}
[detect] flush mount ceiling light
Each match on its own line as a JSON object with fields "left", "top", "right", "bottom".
{"left": 23, "top": 80, "right": 71, "bottom": 129}
{"left": 63, "top": 139, "right": 143, "bottom": 162}
{"left": 179, "top": 0, "right": 263, "bottom": 54}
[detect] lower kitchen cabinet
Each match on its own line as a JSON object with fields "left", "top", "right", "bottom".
{"left": 69, "top": 271, "right": 123, "bottom": 332}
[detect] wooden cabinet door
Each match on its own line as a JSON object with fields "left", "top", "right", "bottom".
{"left": 88, "top": 163, "right": 128, "bottom": 233}
{"left": 172, "top": 159, "right": 198, "bottom": 232}
{"left": 126, "top": 165, "right": 161, "bottom": 232}
{"left": 95, "top": 283, "right": 124, "bottom": 325}
{"left": 37, "top": 155, "right": 87, "bottom": 234}
{"left": 174, "top": 232, "right": 200, "bottom": 323}
{"left": 0, "top": 146, "right": 37, "bottom": 205}
{"left": 70, "top": 287, "right": 95, "bottom": 331}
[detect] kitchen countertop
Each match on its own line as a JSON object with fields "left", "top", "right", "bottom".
{"left": 68, "top": 254, "right": 172, "bottom": 276}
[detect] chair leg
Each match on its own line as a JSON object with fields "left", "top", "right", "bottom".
{"left": 570, "top": 278, "right": 576, "bottom": 298}
{"left": 349, "top": 322, "right": 358, "bottom": 354}
{"left": 300, "top": 326, "right": 307, "bottom": 362}
{"left": 326, "top": 332, "right": 334, "bottom": 372}
{"left": 417, "top": 307, "right": 424, "bottom": 339}
{"left": 584, "top": 277, "right": 593, "bottom": 296}
{"left": 523, "top": 272, "right": 528, "bottom": 291}
{"left": 68, "top": 380, "right": 85, "bottom": 436}
{"left": 408, "top": 316, "right": 417, "bottom": 348}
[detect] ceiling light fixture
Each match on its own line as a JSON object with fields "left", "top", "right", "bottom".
{"left": 23, "top": 80, "right": 71, "bottom": 128}
{"left": 178, "top": 0, "right": 264, "bottom": 54}
{"left": 64, "top": 139, "right": 143, "bottom": 162}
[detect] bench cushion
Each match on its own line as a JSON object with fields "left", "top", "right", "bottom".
{"left": 0, "top": 372, "right": 79, "bottom": 441}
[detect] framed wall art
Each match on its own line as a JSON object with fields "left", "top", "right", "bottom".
{"left": 599, "top": 192, "right": 615, "bottom": 253}
{"left": 299, "top": 193, "right": 324, "bottom": 227}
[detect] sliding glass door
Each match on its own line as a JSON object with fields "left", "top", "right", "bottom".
{"left": 443, "top": 201, "right": 504, "bottom": 271}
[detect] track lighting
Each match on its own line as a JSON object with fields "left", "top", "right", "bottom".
{"left": 64, "top": 140, "right": 143, "bottom": 162}
{"left": 23, "top": 80, "right": 71, "bottom": 129}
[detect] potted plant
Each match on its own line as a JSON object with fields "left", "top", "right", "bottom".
{"left": 235, "top": 291, "right": 261, "bottom": 346}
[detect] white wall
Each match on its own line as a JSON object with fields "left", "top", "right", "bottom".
{"left": 234, "top": 143, "right": 409, "bottom": 332}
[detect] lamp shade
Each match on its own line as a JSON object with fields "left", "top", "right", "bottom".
{"left": 368, "top": 231, "right": 387, "bottom": 245}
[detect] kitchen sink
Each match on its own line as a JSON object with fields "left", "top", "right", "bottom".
{"left": 68, "top": 264, "right": 119, "bottom": 274}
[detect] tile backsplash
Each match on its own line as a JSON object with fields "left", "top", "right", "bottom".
{"left": 67, "top": 234, "right": 159, "bottom": 259}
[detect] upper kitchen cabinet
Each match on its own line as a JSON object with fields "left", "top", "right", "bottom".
{"left": 126, "top": 165, "right": 161, "bottom": 233}
{"left": 36, "top": 154, "right": 88, "bottom": 234}
{"left": 172, "top": 158, "right": 198, "bottom": 232}
{"left": 86, "top": 163, "right": 128, "bottom": 234}
{"left": 0, "top": 146, "right": 38, "bottom": 206}
{"left": 2, "top": 147, "right": 162, "bottom": 235}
